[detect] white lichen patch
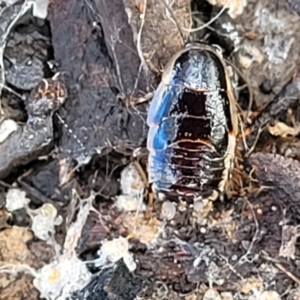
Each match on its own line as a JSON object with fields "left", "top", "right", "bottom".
{"left": 95, "top": 236, "right": 136, "bottom": 272}
{"left": 115, "top": 194, "right": 146, "bottom": 212}
{"left": 33, "top": 195, "right": 96, "bottom": 299}
{"left": 5, "top": 188, "right": 30, "bottom": 212}
{"left": 27, "top": 203, "right": 63, "bottom": 242}
{"left": 254, "top": 5, "right": 296, "bottom": 65}
{"left": 0, "top": 195, "right": 97, "bottom": 299}
{"left": 33, "top": 255, "right": 91, "bottom": 300}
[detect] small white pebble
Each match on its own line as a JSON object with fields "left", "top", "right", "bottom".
{"left": 231, "top": 254, "right": 238, "bottom": 261}
{"left": 193, "top": 200, "right": 204, "bottom": 212}
{"left": 221, "top": 292, "right": 234, "bottom": 300}
{"left": 260, "top": 263, "right": 266, "bottom": 270}
{"left": 260, "top": 290, "right": 281, "bottom": 300}
{"left": 161, "top": 200, "right": 176, "bottom": 220}
{"left": 200, "top": 227, "right": 207, "bottom": 234}
{"left": 203, "top": 288, "right": 222, "bottom": 300}
{"left": 256, "top": 208, "right": 263, "bottom": 215}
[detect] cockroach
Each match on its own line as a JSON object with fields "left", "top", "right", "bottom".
{"left": 146, "top": 42, "right": 238, "bottom": 207}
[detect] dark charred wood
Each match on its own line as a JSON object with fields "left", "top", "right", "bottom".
{"left": 48, "top": 0, "right": 152, "bottom": 163}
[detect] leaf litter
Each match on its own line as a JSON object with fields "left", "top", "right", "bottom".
{"left": 2, "top": 0, "right": 300, "bottom": 299}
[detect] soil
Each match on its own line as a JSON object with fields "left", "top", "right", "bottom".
{"left": 1, "top": 0, "right": 300, "bottom": 300}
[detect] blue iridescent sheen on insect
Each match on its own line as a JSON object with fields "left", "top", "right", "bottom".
{"left": 147, "top": 43, "right": 237, "bottom": 201}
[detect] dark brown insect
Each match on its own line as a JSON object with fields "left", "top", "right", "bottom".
{"left": 146, "top": 42, "right": 238, "bottom": 206}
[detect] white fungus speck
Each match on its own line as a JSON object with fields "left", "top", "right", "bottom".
{"left": 28, "top": 203, "right": 63, "bottom": 241}
{"left": 5, "top": 188, "right": 30, "bottom": 212}
{"left": 161, "top": 200, "right": 176, "bottom": 220}
{"left": 95, "top": 237, "right": 136, "bottom": 272}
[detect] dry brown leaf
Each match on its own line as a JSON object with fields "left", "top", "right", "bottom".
{"left": 208, "top": 209, "right": 238, "bottom": 240}
{"left": 192, "top": 200, "right": 213, "bottom": 225}
{"left": 237, "top": 276, "right": 264, "bottom": 294}
{"left": 268, "top": 121, "right": 300, "bottom": 137}
{"left": 0, "top": 209, "right": 10, "bottom": 230}
{"left": 0, "top": 226, "right": 33, "bottom": 264}
{"left": 0, "top": 274, "right": 39, "bottom": 300}
{"left": 0, "top": 227, "right": 36, "bottom": 300}
{"left": 124, "top": 0, "right": 192, "bottom": 69}
{"left": 123, "top": 212, "right": 161, "bottom": 244}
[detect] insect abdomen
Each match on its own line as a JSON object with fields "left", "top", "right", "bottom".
{"left": 147, "top": 43, "right": 237, "bottom": 202}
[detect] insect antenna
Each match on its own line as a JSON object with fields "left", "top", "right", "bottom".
{"left": 224, "top": 58, "right": 254, "bottom": 124}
